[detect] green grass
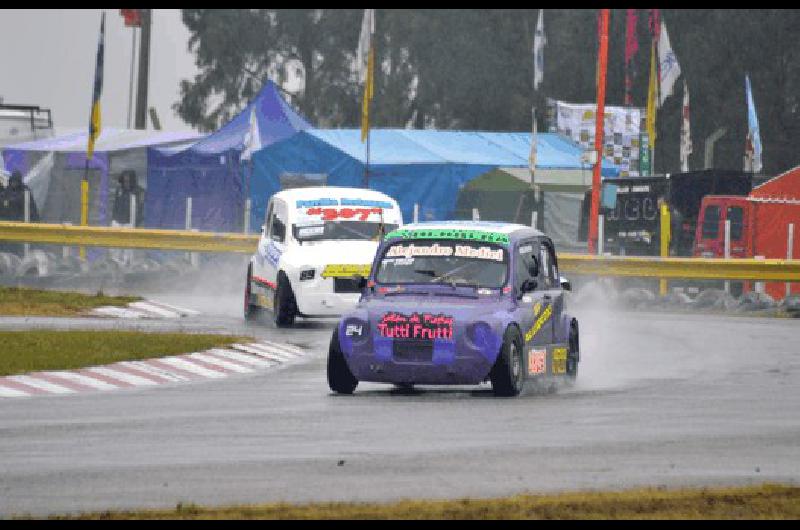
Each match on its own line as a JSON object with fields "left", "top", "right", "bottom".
{"left": 0, "top": 331, "right": 254, "bottom": 376}
{"left": 0, "top": 286, "right": 140, "bottom": 316}
{"left": 43, "top": 484, "right": 800, "bottom": 520}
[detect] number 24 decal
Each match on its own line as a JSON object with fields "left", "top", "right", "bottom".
{"left": 306, "top": 207, "right": 382, "bottom": 221}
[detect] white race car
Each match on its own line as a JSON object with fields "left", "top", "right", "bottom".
{"left": 245, "top": 187, "right": 403, "bottom": 326}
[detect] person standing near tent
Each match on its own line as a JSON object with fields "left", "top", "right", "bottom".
{"left": 0, "top": 170, "right": 39, "bottom": 256}
{"left": 111, "top": 169, "right": 143, "bottom": 227}
{"left": 0, "top": 170, "right": 39, "bottom": 222}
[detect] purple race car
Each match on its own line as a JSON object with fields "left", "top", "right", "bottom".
{"left": 327, "top": 221, "right": 580, "bottom": 397}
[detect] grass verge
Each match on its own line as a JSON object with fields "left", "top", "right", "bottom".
{"left": 0, "top": 286, "right": 140, "bottom": 316}
{"left": 46, "top": 484, "right": 800, "bottom": 520}
{"left": 0, "top": 331, "right": 254, "bottom": 376}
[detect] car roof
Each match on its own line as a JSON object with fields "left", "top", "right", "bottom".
{"left": 272, "top": 186, "right": 398, "bottom": 204}
{"left": 392, "top": 221, "right": 545, "bottom": 243}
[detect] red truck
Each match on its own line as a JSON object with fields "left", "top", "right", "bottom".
{"left": 694, "top": 166, "right": 800, "bottom": 300}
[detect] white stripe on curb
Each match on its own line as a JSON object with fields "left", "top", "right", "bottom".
{"left": 85, "top": 367, "right": 159, "bottom": 387}
{"left": 7, "top": 375, "right": 75, "bottom": 394}
{"left": 0, "top": 341, "right": 310, "bottom": 399}
{"left": 156, "top": 356, "right": 227, "bottom": 379}
{"left": 128, "top": 301, "right": 182, "bottom": 319}
{"left": 91, "top": 306, "right": 147, "bottom": 319}
{"left": 41, "top": 371, "right": 120, "bottom": 391}
{"left": 206, "top": 348, "right": 276, "bottom": 368}
{"left": 188, "top": 353, "right": 254, "bottom": 374}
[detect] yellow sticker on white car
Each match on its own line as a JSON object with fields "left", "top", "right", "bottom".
{"left": 321, "top": 264, "right": 371, "bottom": 278}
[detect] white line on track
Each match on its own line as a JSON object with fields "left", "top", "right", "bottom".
{"left": 127, "top": 301, "right": 182, "bottom": 319}
{"left": 91, "top": 306, "right": 147, "bottom": 319}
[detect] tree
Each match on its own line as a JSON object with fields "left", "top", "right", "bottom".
{"left": 177, "top": 9, "right": 800, "bottom": 176}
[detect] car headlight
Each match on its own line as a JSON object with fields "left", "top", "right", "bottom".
{"left": 299, "top": 269, "right": 315, "bottom": 281}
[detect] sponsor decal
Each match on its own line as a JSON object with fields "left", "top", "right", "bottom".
{"left": 321, "top": 264, "right": 371, "bottom": 278}
{"left": 385, "top": 228, "right": 510, "bottom": 245}
{"left": 528, "top": 349, "right": 546, "bottom": 375}
{"left": 265, "top": 241, "right": 282, "bottom": 268}
{"left": 552, "top": 346, "right": 568, "bottom": 375}
{"left": 377, "top": 312, "right": 454, "bottom": 340}
{"left": 297, "top": 225, "right": 325, "bottom": 238}
{"left": 533, "top": 301, "right": 542, "bottom": 316}
{"left": 524, "top": 304, "right": 552, "bottom": 342}
{"left": 385, "top": 243, "right": 504, "bottom": 262}
{"left": 296, "top": 198, "right": 339, "bottom": 208}
{"left": 340, "top": 198, "right": 394, "bottom": 209}
{"left": 519, "top": 244, "right": 533, "bottom": 254}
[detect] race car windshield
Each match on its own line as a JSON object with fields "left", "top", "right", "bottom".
{"left": 293, "top": 221, "right": 399, "bottom": 242}
{"left": 375, "top": 240, "right": 509, "bottom": 288}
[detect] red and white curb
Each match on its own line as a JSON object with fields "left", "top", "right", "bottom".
{"left": 90, "top": 300, "right": 201, "bottom": 319}
{"left": 0, "top": 340, "right": 309, "bottom": 399}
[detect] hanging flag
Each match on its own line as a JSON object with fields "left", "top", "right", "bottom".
{"left": 624, "top": 9, "right": 639, "bottom": 106}
{"left": 657, "top": 19, "right": 681, "bottom": 107}
{"left": 680, "top": 80, "right": 692, "bottom": 172}
{"left": 358, "top": 9, "right": 375, "bottom": 143}
{"left": 646, "top": 41, "right": 658, "bottom": 150}
{"left": 648, "top": 9, "right": 661, "bottom": 40}
{"left": 529, "top": 107, "right": 537, "bottom": 176}
{"left": 241, "top": 107, "right": 262, "bottom": 161}
{"left": 745, "top": 74, "right": 763, "bottom": 173}
{"left": 533, "top": 9, "right": 546, "bottom": 91}
{"left": 119, "top": 9, "right": 141, "bottom": 27}
{"left": 87, "top": 11, "right": 105, "bottom": 161}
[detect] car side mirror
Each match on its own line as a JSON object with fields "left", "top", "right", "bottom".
{"left": 560, "top": 276, "right": 571, "bottom": 291}
{"left": 354, "top": 275, "right": 368, "bottom": 291}
{"left": 518, "top": 278, "right": 537, "bottom": 299}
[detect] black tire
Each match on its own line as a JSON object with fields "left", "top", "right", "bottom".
{"left": 273, "top": 273, "right": 297, "bottom": 327}
{"left": 244, "top": 265, "right": 260, "bottom": 321}
{"left": 327, "top": 328, "right": 358, "bottom": 394}
{"left": 566, "top": 320, "right": 579, "bottom": 385}
{"left": 489, "top": 326, "right": 525, "bottom": 397}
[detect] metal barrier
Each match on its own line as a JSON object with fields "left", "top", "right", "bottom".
{"left": 0, "top": 221, "right": 258, "bottom": 254}
{"left": 1, "top": 221, "right": 799, "bottom": 281}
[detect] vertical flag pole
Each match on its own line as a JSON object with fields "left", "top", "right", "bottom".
{"left": 82, "top": 11, "right": 105, "bottom": 261}
{"left": 588, "top": 9, "right": 609, "bottom": 255}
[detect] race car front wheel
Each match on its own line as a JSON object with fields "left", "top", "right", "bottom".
{"left": 327, "top": 328, "right": 358, "bottom": 394}
{"left": 244, "top": 266, "right": 260, "bottom": 321}
{"left": 489, "top": 327, "right": 524, "bottom": 397}
{"left": 273, "top": 274, "right": 297, "bottom": 327}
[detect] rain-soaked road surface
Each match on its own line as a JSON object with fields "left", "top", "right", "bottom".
{"left": 1, "top": 285, "right": 799, "bottom": 516}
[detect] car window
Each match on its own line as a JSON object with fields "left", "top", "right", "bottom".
{"left": 702, "top": 205, "right": 720, "bottom": 240}
{"left": 727, "top": 206, "right": 744, "bottom": 241}
{"left": 539, "top": 240, "right": 558, "bottom": 289}
{"left": 264, "top": 201, "right": 274, "bottom": 239}
{"left": 515, "top": 240, "right": 539, "bottom": 292}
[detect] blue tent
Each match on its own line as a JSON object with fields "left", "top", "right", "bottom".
{"left": 251, "top": 129, "right": 619, "bottom": 225}
{"left": 145, "top": 80, "right": 311, "bottom": 231}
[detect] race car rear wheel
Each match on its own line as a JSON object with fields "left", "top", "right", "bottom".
{"left": 327, "top": 328, "right": 358, "bottom": 394}
{"left": 273, "top": 274, "right": 297, "bottom": 327}
{"left": 244, "top": 265, "right": 260, "bottom": 321}
{"left": 489, "top": 327, "right": 524, "bottom": 397}
{"left": 566, "top": 319, "right": 579, "bottom": 385}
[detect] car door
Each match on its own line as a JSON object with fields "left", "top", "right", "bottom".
{"left": 263, "top": 198, "right": 288, "bottom": 288}
{"left": 538, "top": 237, "right": 570, "bottom": 375}
{"left": 513, "top": 239, "right": 549, "bottom": 377}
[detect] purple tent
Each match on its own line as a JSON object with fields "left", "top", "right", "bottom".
{"left": 145, "top": 80, "right": 311, "bottom": 232}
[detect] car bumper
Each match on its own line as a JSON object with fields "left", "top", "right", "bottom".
{"left": 295, "top": 289, "right": 361, "bottom": 317}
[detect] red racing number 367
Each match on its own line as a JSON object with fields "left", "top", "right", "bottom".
{"left": 306, "top": 207, "right": 383, "bottom": 221}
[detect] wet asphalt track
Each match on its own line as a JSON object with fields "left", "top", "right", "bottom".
{"left": 1, "top": 288, "right": 799, "bottom": 516}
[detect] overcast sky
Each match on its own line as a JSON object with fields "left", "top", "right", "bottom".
{"left": 0, "top": 9, "right": 199, "bottom": 132}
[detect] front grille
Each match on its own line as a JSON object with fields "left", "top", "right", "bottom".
{"left": 334, "top": 277, "right": 362, "bottom": 293}
{"left": 392, "top": 340, "right": 433, "bottom": 362}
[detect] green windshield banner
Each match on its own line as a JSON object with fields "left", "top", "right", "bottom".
{"left": 385, "top": 228, "right": 510, "bottom": 245}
